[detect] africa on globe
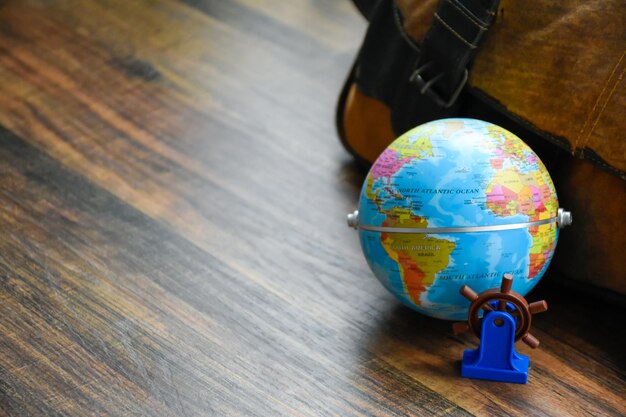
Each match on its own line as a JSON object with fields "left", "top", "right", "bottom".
{"left": 347, "top": 119, "right": 572, "bottom": 320}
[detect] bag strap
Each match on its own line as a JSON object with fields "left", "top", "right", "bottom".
{"left": 351, "top": 0, "right": 383, "bottom": 21}
{"left": 410, "top": 0, "right": 500, "bottom": 108}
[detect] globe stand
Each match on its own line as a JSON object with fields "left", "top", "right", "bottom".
{"left": 453, "top": 274, "right": 548, "bottom": 384}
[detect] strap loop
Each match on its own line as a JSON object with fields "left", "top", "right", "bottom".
{"left": 408, "top": 0, "right": 500, "bottom": 108}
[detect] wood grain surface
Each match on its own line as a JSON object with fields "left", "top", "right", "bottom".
{"left": 0, "top": 1, "right": 623, "bottom": 416}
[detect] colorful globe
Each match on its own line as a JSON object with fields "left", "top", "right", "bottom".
{"left": 350, "top": 119, "right": 564, "bottom": 320}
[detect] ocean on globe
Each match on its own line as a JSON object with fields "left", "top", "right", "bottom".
{"left": 351, "top": 118, "right": 561, "bottom": 320}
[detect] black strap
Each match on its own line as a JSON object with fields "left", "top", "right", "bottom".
{"left": 351, "top": 0, "right": 384, "bottom": 21}
{"left": 410, "top": 0, "right": 500, "bottom": 108}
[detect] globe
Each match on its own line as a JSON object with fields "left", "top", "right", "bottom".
{"left": 349, "top": 118, "right": 567, "bottom": 320}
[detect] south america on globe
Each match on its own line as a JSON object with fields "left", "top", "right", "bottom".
{"left": 347, "top": 119, "right": 572, "bottom": 320}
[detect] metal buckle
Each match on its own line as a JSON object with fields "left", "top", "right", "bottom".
{"left": 409, "top": 62, "right": 468, "bottom": 108}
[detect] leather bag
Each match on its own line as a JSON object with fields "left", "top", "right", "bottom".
{"left": 338, "top": 0, "right": 626, "bottom": 297}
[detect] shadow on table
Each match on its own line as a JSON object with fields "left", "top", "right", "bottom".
{"left": 360, "top": 278, "right": 625, "bottom": 378}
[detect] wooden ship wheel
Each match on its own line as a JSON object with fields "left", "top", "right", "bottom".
{"left": 452, "top": 274, "right": 548, "bottom": 348}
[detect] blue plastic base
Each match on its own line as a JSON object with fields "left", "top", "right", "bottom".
{"left": 460, "top": 310, "right": 529, "bottom": 384}
{"left": 461, "top": 348, "right": 528, "bottom": 384}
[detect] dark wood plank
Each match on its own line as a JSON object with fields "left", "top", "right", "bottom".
{"left": 0, "top": 0, "right": 624, "bottom": 416}
{"left": 0, "top": 125, "right": 471, "bottom": 416}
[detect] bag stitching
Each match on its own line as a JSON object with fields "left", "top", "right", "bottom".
{"left": 446, "top": 0, "right": 488, "bottom": 30}
{"left": 434, "top": 13, "right": 477, "bottom": 49}
{"left": 392, "top": 2, "right": 421, "bottom": 52}
{"left": 581, "top": 51, "right": 626, "bottom": 150}
{"left": 575, "top": 50, "right": 625, "bottom": 151}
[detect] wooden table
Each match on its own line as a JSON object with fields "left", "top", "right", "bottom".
{"left": 0, "top": 1, "right": 623, "bottom": 415}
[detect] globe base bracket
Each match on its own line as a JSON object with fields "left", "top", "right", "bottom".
{"left": 461, "top": 311, "right": 529, "bottom": 384}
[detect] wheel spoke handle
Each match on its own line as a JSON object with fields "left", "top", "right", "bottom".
{"left": 529, "top": 300, "right": 548, "bottom": 315}
{"left": 522, "top": 333, "right": 540, "bottom": 348}
{"left": 452, "top": 321, "right": 470, "bottom": 335}
{"left": 460, "top": 285, "right": 478, "bottom": 301}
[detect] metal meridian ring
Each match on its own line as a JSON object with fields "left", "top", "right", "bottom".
{"left": 358, "top": 217, "right": 556, "bottom": 234}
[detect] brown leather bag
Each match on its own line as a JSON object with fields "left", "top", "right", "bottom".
{"left": 338, "top": 0, "right": 626, "bottom": 297}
